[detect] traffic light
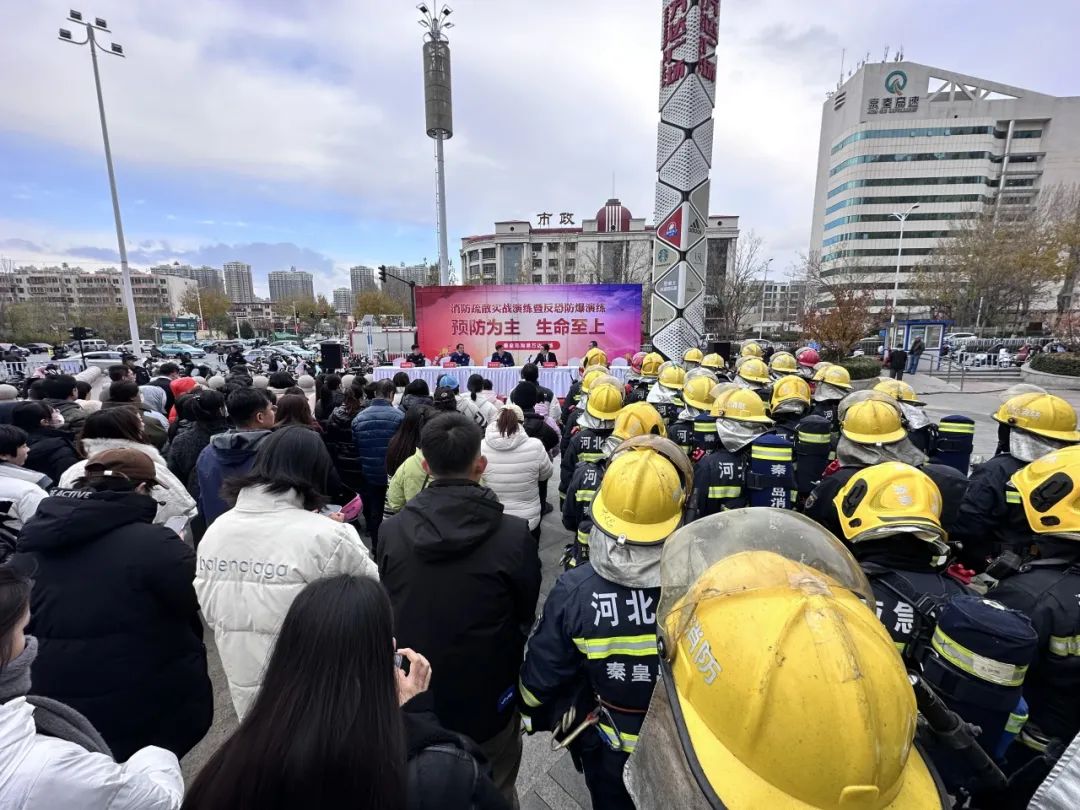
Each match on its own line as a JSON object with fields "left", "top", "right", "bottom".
{"left": 378, "top": 265, "right": 388, "bottom": 283}
{"left": 68, "top": 326, "right": 95, "bottom": 341}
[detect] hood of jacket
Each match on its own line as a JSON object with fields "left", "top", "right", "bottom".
{"left": 482, "top": 423, "right": 529, "bottom": 453}
{"left": 400, "top": 480, "right": 505, "bottom": 561}
{"left": 207, "top": 428, "right": 271, "bottom": 461}
{"left": 18, "top": 489, "right": 157, "bottom": 553}
{"left": 0, "top": 698, "right": 35, "bottom": 781}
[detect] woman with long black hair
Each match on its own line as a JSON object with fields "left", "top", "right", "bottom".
{"left": 195, "top": 427, "right": 377, "bottom": 720}
{"left": 165, "top": 390, "right": 228, "bottom": 490}
{"left": 183, "top": 575, "right": 507, "bottom": 810}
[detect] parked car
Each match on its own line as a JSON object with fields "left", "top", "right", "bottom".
{"left": 22, "top": 342, "right": 54, "bottom": 355}
{"left": 156, "top": 343, "right": 206, "bottom": 359}
{"left": 68, "top": 338, "right": 109, "bottom": 352}
{"left": 266, "top": 342, "right": 315, "bottom": 358}
{"left": 112, "top": 339, "right": 156, "bottom": 352}
{"left": 943, "top": 332, "right": 977, "bottom": 346}
{"left": 0, "top": 344, "right": 29, "bottom": 359}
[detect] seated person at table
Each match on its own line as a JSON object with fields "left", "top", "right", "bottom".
{"left": 449, "top": 343, "right": 471, "bottom": 366}
{"left": 405, "top": 345, "right": 426, "bottom": 366}
{"left": 490, "top": 343, "right": 514, "bottom": 367}
{"left": 533, "top": 343, "right": 557, "bottom": 365}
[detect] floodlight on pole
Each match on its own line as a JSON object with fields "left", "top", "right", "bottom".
{"left": 58, "top": 10, "right": 142, "bottom": 358}
{"left": 419, "top": 4, "right": 454, "bottom": 286}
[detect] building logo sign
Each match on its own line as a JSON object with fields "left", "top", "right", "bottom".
{"left": 885, "top": 70, "right": 908, "bottom": 95}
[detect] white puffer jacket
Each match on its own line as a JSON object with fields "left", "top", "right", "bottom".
{"left": 456, "top": 393, "right": 500, "bottom": 428}
{"left": 194, "top": 485, "right": 378, "bottom": 720}
{"left": 58, "top": 438, "right": 197, "bottom": 527}
{"left": 0, "top": 697, "right": 183, "bottom": 809}
{"left": 481, "top": 423, "right": 553, "bottom": 530}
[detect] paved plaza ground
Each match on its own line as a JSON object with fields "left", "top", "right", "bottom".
{"left": 180, "top": 370, "right": 1078, "bottom": 809}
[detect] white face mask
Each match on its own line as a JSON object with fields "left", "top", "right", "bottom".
{"left": 49, "top": 411, "right": 65, "bottom": 428}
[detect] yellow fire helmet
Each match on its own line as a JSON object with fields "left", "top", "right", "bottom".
{"left": 651, "top": 509, "right": 943, "bottom": 810}
{"left": 740, "top": 342, "right": 763, "bottom": 358}
{"left": 701, "top": 352, "right": 726, "bottom": 371}
{"left": 769, "top": 374, "right": 811, "bottom": 411}
{"left": 873, "top": 379, "right": 926, "bottom": 407}
{"left": 657, "top": 360, "right": 687, "bottom": 391}
{"left": 683, "top": 375, "right": 718, "bottom": 412}
{"left": 585, "top": 381, "right": 624, "bottom": 421}
{"left": 612, "top": 434, "right": 695, "bottom": 495}
{"left": 579, "top": 366, "right": 611, "bottom": 394}
{"left": 813, "top": 364, "right": 853, "bottom": 390}
{"left": 736, "top": 357, "right": 770, "bottom": 385}
{"left": 683, "top": 347, "right": 704, "bottom": 367}
{"left": 590, "top": 443, "right": 687, "bottom": 544}
{"left": 708, "top": 383, "right": 740, "bottom": 417}
{"left": 768, "top": 351, "right": 797, "bottom": 375}
{"left": 582, "top": 346, "right": 608, "bottom": 369}
{"left": 718, "top": 389, "right": 774, "bottom": 425}
{"left": 612, "top": 402, "right": 668, "bottom": 441}
{"left": 1010, "top": 445, "right": 1080, "bottom": 535}
{"left": 640, "top": 352, "right": 664, "bottom": 379}
{"left": 841, "top": 399, "right": 907, "bottom": 444}
{"left": 993, "top": 392, "right": 1080, "bottom": 443}
{"left": 834, "top": 462, "right": 948, "bottom": 552}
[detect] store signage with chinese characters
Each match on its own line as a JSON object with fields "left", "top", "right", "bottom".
{"left": 536, "top": 212, "right": 575, "bottom": 226}
{"left": 660, "top": 0, "right": 719, "bottom": 88}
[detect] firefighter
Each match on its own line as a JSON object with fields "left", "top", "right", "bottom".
{"left": 682, "top": 347, "right": 703, "bottom": 370}
{"left": 561, "top": 366, "right": 612, "bottom": 455}
{"left": 559, "top": 380, "right": 623, "bottom": 507}
{"left": 795, "top": 345, "right": 820, "bottom": 379}
{"left": 583, "top": 346, "right": 608, "bottom": 370}
{"left": 624, "top": 509, "right": 949, "bottom": 809}
{"left": 626, "top": 351, "right": 664, "bottom": 404}
{"left": 733, "top": 356, "right": 770, "bottom": 401}
{"left": 991, "top": 445, "right": 1080, "bottom": 762}
{"left": 739, "top": 341, "right": 763, "bottom": 359}
{"left": 668, "top": 371, "right": 718, "bottom": 457}
{"left": 646, "top": 361, "right": 686, "bottom": 425}
{"left": 700, "top": 352, "right": 727, "bottom": 378}
{"left": 874, "top": 379, "right": 937, "bottom": 454}
{"left": 954, "top": 392, "right": 1080, "bottom": 570}
{"left": 520, "top": 440, "right": 692, "bottom": 810}
{"left": 767, "top": 351, "right": 798, "bottom": 380}
{"left": 804, "top": 398, "right": 969, "bottom": 538}
{"left": 689, "top": 388, "right": 784, "bottom": 518}
{"left": 561, "top": 403, "right": 667, "bottom": 569}
{"left": 768, "top": 374, "right": 812, "bottom": 438}
{"left": 810, "top": 364, "right": 852, "bottom": 432}
{"left": 833, "top": 462, "right": 972, "bottom": 653}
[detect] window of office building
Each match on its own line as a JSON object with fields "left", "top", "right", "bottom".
{"left": 829, "top": 151, "right": 992, "bottom": 177}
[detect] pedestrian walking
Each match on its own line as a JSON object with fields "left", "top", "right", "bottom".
{"left": 907, "top": 336, "right": 925, "bottom": 374}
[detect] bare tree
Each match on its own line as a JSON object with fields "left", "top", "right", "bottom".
{"left": 712, "top": 230, "right": 767, "bottom": 339}
{"left": 797, "top": 250, "right": 882, "bottom": 360}
{"left": 578, "top": 241, "right": 653, "bottom": 332}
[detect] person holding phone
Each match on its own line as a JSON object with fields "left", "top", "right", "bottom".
{"left": 182, "top": 576, "right": 508, "bottom": 810}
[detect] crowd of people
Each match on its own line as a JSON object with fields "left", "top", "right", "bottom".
{"left": 0, "top": 343, "right": 1079, "bottom": 808}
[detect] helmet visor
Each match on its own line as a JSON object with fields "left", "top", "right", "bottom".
{"left": 658, "top": 509, "right": 872, "bottom": 652}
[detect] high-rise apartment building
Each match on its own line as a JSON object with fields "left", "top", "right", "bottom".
{"left": 0, "top": 266, "right": 197, "bottom": 315}
{"left": 150, "top": 263, "right": 224, "bottom": 293}
{"left": 223, "top": 261, "right": 255, "bottom": 303}
{"left": 333, "top": 287, "right": 354, "bottom": 315}
{"left": 267, "top": 267, "right": 315, "bottom": 303}
{"left": 350, "top": 265, "right": 376, "bottom": 298}
{"left": 811, "top": 61, "right": 1080, "bottom": 317}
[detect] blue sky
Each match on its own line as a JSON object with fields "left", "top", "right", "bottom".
{"left": 1, "top": 0, "right": 1077, "bottom": 297}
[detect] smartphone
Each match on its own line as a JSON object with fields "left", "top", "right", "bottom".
{"left": 394, "top": 652, "right": 410, "bottom": 676}
{"left": 340, "top": 494, "right": 364, "bottom": 522}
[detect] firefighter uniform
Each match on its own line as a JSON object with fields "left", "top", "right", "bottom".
{"left": 646, "top": 361, "right": 686, "bottom": 426}
{"left": 559, "top": 382, "right": 623, "bottom": 506}
{"left": 990, "top": 446, "right": 1080, "bottom": 756}
{"left": 521, "top": 443, "right": 689, "bottom": 810}
{"left": 954, "top": 391, "right": 1080, "bottom": 568}
{"left": 561, "top": 403, "right": 669, "bottom": 570}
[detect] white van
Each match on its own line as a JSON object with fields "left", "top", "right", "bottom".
{"left": 70, "top": 338, "right": 108, "bottom": 352}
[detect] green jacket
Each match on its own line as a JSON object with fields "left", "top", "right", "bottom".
{"left": 384, "top": 449, "right": 487, "bottom": 517}
{"left": 385, "top": 450, "right": 429, "bottom": 516}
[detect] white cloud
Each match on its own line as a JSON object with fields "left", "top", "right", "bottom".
{"left": 2, "top": 0, "right": 1069, "bottom": 282}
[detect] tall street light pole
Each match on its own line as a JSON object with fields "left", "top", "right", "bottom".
{"left": 889, "top": 202, "right": 920, "bottom": 345}
{"left": 758, "top": 258, "right": 773, "bottom": 340}
{"left": 59, "top": 11, "right": 141, "bottom": 358}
